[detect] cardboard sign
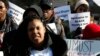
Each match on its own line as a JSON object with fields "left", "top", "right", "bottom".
{"left": 65, "top": 39, "right": 100, "bottom": 56}
{"left": 54, "top": 5, "right": 71, "bottom": 20}
{"left": 47, "top": 23, "right": 58, "bottom": 34}
{"left": 8, "top": 2, "right": 25, "bottom": 25}
{"left": 68, "top": 12, "right": 90, "bottom": 32}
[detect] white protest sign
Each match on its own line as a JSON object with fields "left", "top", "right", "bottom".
{"left": 47, "top": 23, "right": 58, "bottom": 34}
{"left": 8, "top": 2, "right": 25, "bottom": 25}
{"left": 93, "top": 0, "right": 100, "bottom": 6}
{"left": 65, "top": 39, "right": 100, "bottom": 56}
{"left": 68, "top": 12, "right": 90, "bottom": 32}
{"left": 54, "top": 5, "right": 71, "bottom": 20}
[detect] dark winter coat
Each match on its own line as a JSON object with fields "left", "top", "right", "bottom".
{"left": 0, "top": 15, "right": 18, "bottom": 33}
{"left": 3, "top": 29, "right": 68, "bottom": 56}
{"left": 44, "top": 16, "right": 66, "bottom": 39}
{"left": 0, "top": 15, "right": 18, "bottom": 50}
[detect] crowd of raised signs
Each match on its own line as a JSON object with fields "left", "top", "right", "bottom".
{"left": 0, "top": 0, "right": 100, "bottom": 56}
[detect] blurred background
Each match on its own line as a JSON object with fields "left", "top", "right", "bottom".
{"left": 8, "top": 0, "right": 100, "bottom": 23}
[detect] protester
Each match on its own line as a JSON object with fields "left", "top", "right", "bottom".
{"left": 73, "top": 0, "right": 100, "bottom": 39}
{"left": 3, "top": 4, "right": 67, "bottom": 56}
{"left": 83, "top": 23, "right": 100, "bottom": 39}
{"left": 74, "top": 0, "right": 98, "bottom": 24}
{"left": 74, "top": 0, "right": 89, "bottom": 13}
{"left": 6, "top": 15, "right": 67, "bottom": 56}
{"left": 0, "top": 0, "right": 17, "bottom": 50}
{"left": 71, "top": 0, "right": 90, "bottom": 39}
{"left": 2, "top": 4, "right": 44, "bottom": 56}
{"left": 40, "top": 0, "right": 66, "bottom": 39}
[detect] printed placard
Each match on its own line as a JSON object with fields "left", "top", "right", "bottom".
{"left": 54, "top": 5, "right": 71, "bottom": 20}
{"left": 8, "top": 2, "right": 25, "bottom": 25}
{"left": 68, "top": 12, "right": 90, "bottom": 32}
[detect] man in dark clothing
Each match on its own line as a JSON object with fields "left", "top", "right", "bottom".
{"left": 40, "top": 0, "right": 66, "bottom": 39}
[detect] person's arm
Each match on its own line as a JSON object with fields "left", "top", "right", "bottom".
{"left": 47, "top": 27, "right": 68, "bottom": 56}
{"left": 55, "top": 18, "right": 66, "bottom": 39}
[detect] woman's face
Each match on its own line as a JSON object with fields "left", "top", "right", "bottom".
{"left": 27, "top": 19, "right": 46, "bottom": 46}
{"left": 76, "top": 4, "right": 89, "bottom": 13}
{"left": 0, "top": 1, "right": 7, "bottom": 21}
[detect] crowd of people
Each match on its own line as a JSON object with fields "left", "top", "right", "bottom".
{"left": 0, "top": 0, "right": 100, "bottom": 56}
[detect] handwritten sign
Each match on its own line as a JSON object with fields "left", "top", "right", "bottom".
{"left": 68, "top": 12, "right": 90, "bottom": 32}
{"left": 65, "top": 39, "right": 100, "bottom": 56}
{"left": 54, "top": 5, "right": 71, "bottom": 20}
{"left": 8, "top": 2, "right": 25, "bottom": 25}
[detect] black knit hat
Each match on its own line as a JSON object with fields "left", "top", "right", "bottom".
{"left": 40, "top": 0, "right": 54, "bottom": 9}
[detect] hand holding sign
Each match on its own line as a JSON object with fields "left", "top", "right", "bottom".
{"left": 68, "top": 12, "right": 90, "bottom": 32}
